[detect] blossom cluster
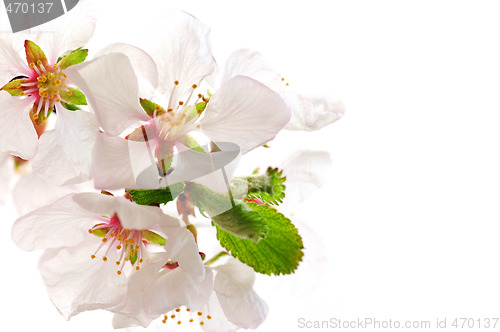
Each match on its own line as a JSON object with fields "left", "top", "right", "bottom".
{"left": 1, "top": 4, "right": 343, "bottom": 331}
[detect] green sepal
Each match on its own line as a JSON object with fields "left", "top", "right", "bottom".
{"left": 142, "top": 230, "right": 166, "bottom": 246}
{"left": 60, "top": 87, "right": 87, "bottom": 105}
{"left": 57, "top": 47, "right": 83, "bottom": 63}
{"left": 186, "top": 183, "right": 268, "bottom": 241}
{"left": 178, "top": 134, "right": 205, "bottom": 153}
{"left": 58, "top": 49, "right": 88, "bottom": 69}
{"left": 128, "top": 182, "right": 185, "bottom": 206}
{"left": 140, "top": 98, "right": 166, "bottom": 117}
{"left": 91, "top": 228, "right": 109, "bottom": 237}
{"left": 60, "top": 101, "right": 81, "bottom": 111}
{"left": 1, "top": 79, "right": 25, "bottom": 96}
{"left": 25, "top": 40, "right": 48, "bottom": 67}
{"left": 185, "top": 102, "right": 207, "bottom": 122}
{"left": 129, "top": 247, "right": 138, "bottom": 265}
{"left": 231, "top": 167, "right": 286, "bottom": 205}
{"left": 216, "top": 203, "right": 304, "bottom": 275}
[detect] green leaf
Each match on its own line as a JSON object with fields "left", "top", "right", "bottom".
{"left": 25, "top": 40, "right": 48, "bottom": 67}
{"left": 60, "top": 101, "right": 81, "bottom": 111}
{"left": 142, "top": 230, "right": 166, "bottom": 246}
{"left": 231, "top": 167, "right": 286, "bottom": 205}
{"left": 186, "top": 183, "right": 268, "bottom": 241}
{"left": 60, "top": 87, "right": 87, "bottom": 105}
{"left": 58, "top": 49, "right": 88, "bottom": 69}
{"left": 128, "top": 183, "right": 185, "bottom": 206}
{"left": 216, "top": 203, "right": 303, "bottom": 275}
{"left": 178, "top": 134, "right": 205, "bottom": 153}
{"left": 140, "top": 98, "right": 166, "bottom": 117}
{"left": 1, "top": 78, "right": 25, "bottom": 96}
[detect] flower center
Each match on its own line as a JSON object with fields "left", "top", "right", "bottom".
{"left": 88, "top": 214, "right": 145, "bottom": 275}
{"left": 20, "top": 61, "right": 70, "bottom": 121}
{"left": 161, "top": 306, "right": 213, "bottom": 326}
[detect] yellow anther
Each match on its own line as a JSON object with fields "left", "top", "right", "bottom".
{"left": 42, "top": 92, "right": 48, "bottom": 98}
{"left": 52, "top": 89, "right": 59, "bottom": 95}
{"left": 197, "top": 312, "right": 202, "bottom": 316}
{"left": 67, "top": 90, "right": 72, "bottom": 96}
{"left": 116, "top": 245, "right": 122, "bottom": 250}
{"left": 139, "top": 259, "right": 143, "bottom": 263}
{"left": 135, "top": 266, "right": 140, "bottom": 271}
{"left": 200, "top": 322, "right": 204, "bottom": 326}
{"left": 167, "top": 108, "right": 173, "bottom": 112}
{"left": 48, "top": 73, "right": 54, "bottom": 80}
{"left": 19, "top": 92, "right": 25, "bottom": 96}
{"left": 33, "top": 114, "right": 38, "bottom": 120}
{"left": 49, "top": 94, "right": 54, "bottom": 99}
{"left": 88, "top": 229, "right": 93, "bottom": 234}
{"left": 29, "top": 63, "right": 36, "bottom": 68}
{"left": 37, "top": 76, "right": 44, "bottom": 82}
{"left": 192, "top": 84, "right": 197, "bottom": 89}
{"left": 198, "top": 93, "right": 202, "bottom": 98}
{"left": 91, "top": 255, "right": 96, "bottom": 259}
{"left": 36, "top": 60, "right": 42, "bottom": 66}
{"left": 196, "top": 124, "right": 201, "bottom": 129}
{"left": 56, "top": 80, "right": 61, "bottom": 85}
{"left": 189, "top": 319, "right": 194, "bottom": 322}
{"left": 117, "top": 271, "right": 122, "bottom": 275}
{"left": 55, "top": 98, "right": 60, "bottom": 102}
{"left": 102, "top": 238, "right": 108, "bottom": 243}
{"left": 175, "top": 308, "right": 180, "bottom": 312}
{"left": 135, "top": 245, "right": 139, "bottom": 250}
{"left": 286, "top": 83, "right": 289, "bottom": 86}
{"left": 174, "top": 80, "right": 179, "bottom": 85}
{"left": 177, "top": 321, "right": 181, "bottom": 325}
{"left": 179, "top": 101, "right": 184, "bottom": 105}
{"left": 110, "top": 233, "right": 115, "bottom": 237}
{"left": 207, "top": 315, "right": 212, "bottom": 319}
{"left": 116, "top": 261, "right": 120, "bottom": 265}
{"left": 16, "top": 83, "right": 21, "bottom": 88}
{"left": 117, "top": 235, "right": 123, "bottom": 241}
{"left": 103, "top": 256, "right": 108, "bottom": 262}
{"left": 171, "top": 314, "right": 176, "bottom": 319}
{"left": 162, "top": 319, "right": 167, "bottom": 324}
{"left": 186, "top": 308, "right": 190, "bottom": 312}
{"left": 281, "top": 77, "right": 285, "bottom": 81}
{"left": 124, "top": 257, "right": 129, "bottom": 261}
{"left": 38, "top": 84, "right": 43, "bottom": 89}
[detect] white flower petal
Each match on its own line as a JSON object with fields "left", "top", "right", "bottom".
{"left": 31, "top": 1, "right": 96, "bottom": 63}
{"left": 143, "top": 267, "right": 213, "bottom": 316}
{"left": 284, "top": 93, "right": 345, "bottom": 131}
{"left": 95, "top": 43, "right": 158, "bottom": 97}
{"left": 0, "top": 37, "right": 30, "bottom": 83}
{"left": 39, "top": 240, "right": 127, "bottom": 319}
{"left": 32, "top": 108, "right": 98, "bottom": 185}
{"left": 72, "top": 193, "right": 176, "bottom": 230}
{"left": 281, "top": 150, "right": 332, "bottom": 209}
{"left": 11, "top": 194, "right": 96, "bottom": 251}
{"left": 92, "top": 133, "right": 138, "bottom": 190}
{"left": 200, "top": 76, "right": 290, "bottom": 154}
{"left": 163, "top": 227, "right": 205, "bottom": 282}
{"left": 66, "top": 53, "right": 149, "bottom": 136}
{"left": 0, "top": 91, "right": 38, "bottom": 159}
{"left": 12, "top": 172, "right": 74, "bottom": 215}
{"left": 200, "top": 294, "right": 239, "bottom": 332}
{"left": 155, "top": 11, "right": 216, "bottom": 103}
{"left": 214, "top": 259, "right": 268, "bottom": 329}
{"left": 222, "top": 48, "right": 283, "bottom": 90}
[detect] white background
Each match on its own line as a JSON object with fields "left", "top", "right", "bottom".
{"left": 2, "top": 0, "right": 500, "bottom": 331}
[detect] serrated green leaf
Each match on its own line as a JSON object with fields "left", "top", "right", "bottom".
{"left": 187, "top": 182, "right": 268, "bottom": 241}
{"left": 1, "top": 78, "right": 25, "bottom": 96}
{"left": 129, "top": 183, "right": 185, "bottom": 206}
{"left": 231, "top": 167, "right": 286, "bottom": 205}
{"left": 216, "top": 203, "right": 303, "bottom": 275}
{"left": 58, "top": 49, "right": 88, "bottom": 69}
{"left": 60, "top": 87, "right": 87, "bottom": 105}
{"left": 140, "top": 98, "right": 166, "bottom": 117}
